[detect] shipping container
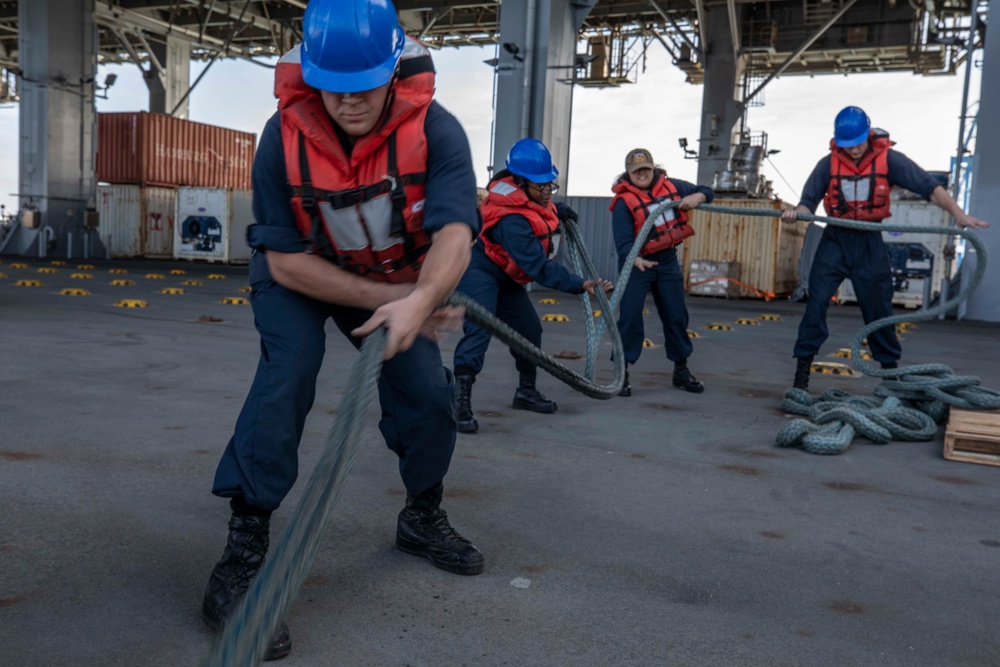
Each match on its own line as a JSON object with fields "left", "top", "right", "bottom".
{"left": 836, "top": 198, "right": 953, "bottom": 309}
{"left": 96, "top": 184, "right": 178, "bottom": 258}
{"left": 682, "top": 198, "right": 806, "bottom": 299}
{"left": 97, "top": 112, "right": 256, "bottom": 189}
{"left": 174, "top": 187, "right": 254, "bottom": 263}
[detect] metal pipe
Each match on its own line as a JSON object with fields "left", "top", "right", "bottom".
{"left": 940, "top": 3, "right": 979, "bottom": 318}
{"left": 726, "top": 0, "right": 740, "bottom": 60}
{"left": 105, "top": 235, "right": 111, "bottom": 261}
{"left": 83, "top": 230, "right": 90, "bottom": 260}
{"left": 67, "top": 232, "right": 73, "bottom": 260}
{"left": 691, "top": 0, "right": 708, "bottom": 56}
{"left": 741, "top": 0, "right": 860, "bottom": 109}
{"left": 39, "top": 227, "right": 55, "bottom": 259}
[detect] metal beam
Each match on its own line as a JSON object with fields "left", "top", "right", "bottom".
{"left": 741, "top": 0, "right": 860, "bottom": 109}
{"left": 417, "top": 8, "right": 453, "bottom": 41}
{"left": 645, "top": 0, "right": 702, "bottom": 59}
{"left": 94, "top": 0, "right": 253, "bottom": 56}
{"left": 650, "top": 29, "right": 680, "bottom": 61}
{"left": 690, "top": 0, "right": 707, "bottom": 56}
{"left": 132, "top": 29, "right": 166, "bottom": 77}
{"left": 725, "top": 0, "right": 739, "bottom": 59}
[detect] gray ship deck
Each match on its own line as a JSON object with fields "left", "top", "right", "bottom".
{"left": 2, "top": 257, "right": 998, "bottom": 666}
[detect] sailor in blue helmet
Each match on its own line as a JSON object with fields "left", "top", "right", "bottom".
{"left": 782, "top": 106, "right": 988, "bottom": 391}
{"left": 451, "top": 138, "right": 613, "bottom": 433}
{"left": 201, "top": 0, "right": 484, "bottom": 658}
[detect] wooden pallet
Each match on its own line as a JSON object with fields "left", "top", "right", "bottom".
{"left": 944, "top": 408, "right": 1000, "bottom": 467}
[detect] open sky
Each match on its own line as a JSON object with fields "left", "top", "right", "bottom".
{"left": 0, "top": 43, "right": 981, "bottom": 218}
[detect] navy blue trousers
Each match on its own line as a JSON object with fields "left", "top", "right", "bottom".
{"left": 793, "top": 226, "right": 901, "bottom": 364}
{"left": 452, "top": 255, "right": 541, "bottom": 377}
{"left": 212, "top": 271, "right": 456, "bottom": 512}
{"left": 616, "top": 248, "right": 693, "bottom": 365}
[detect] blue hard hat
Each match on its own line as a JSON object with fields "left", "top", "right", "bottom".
{"left": 505, "top": 138, "right": 559, "bottom": 183}
{"left": 834, "top": 106, "right": 871, "bottom": 148}
{"left": 301, "top": 0, "right": 405, "bottom": 93}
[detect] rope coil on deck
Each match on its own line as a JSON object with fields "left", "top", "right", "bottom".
{"left": 690, "top": 204, "right": 1000, "bottom": 454}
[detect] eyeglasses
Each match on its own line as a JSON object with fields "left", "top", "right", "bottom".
{"left": 528, "top": 181, "right": 559, "bottom": 195}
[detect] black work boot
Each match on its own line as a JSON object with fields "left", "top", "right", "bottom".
{"left": 512, "top": 368, "right": 558, "bottom": 413}
{"left": 672, "top": 360, "right": 705, "bottom": 393}
{"left": 454, "top": 374, "right": 479, "bottom": 434}
{"left": 793, "top": 355, "right": 814, "bottom": 390}
{"left": 618, "top": 368, "right": 632, "bottom": 397}
{"left": 880, "top": 361, "right": 899, "bottom": 380}
{"left": 202, "top": 513, "right": 292, "bottom": 661}
{"left": 396, "top": 484, "right": 484, "bottom": 575}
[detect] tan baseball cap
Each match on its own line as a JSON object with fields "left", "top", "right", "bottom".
{"left": 625, "top": 148, "right": 655, "bottom": 173}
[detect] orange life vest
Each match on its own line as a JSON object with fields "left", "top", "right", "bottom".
{"left": 609, "top": 173, "right": 694, "bottom": 254}
{"left": 274, "top": 38, "right": 435, "bottom": 283}
{"left": 480, "top": 176, "right": 560, "bottom": 285}
{"left": 822, "top": 130, "right": 894, "bottom": 222}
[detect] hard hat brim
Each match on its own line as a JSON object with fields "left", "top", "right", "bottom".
{"left": 514, "top": 168, "right": 560, "bottom": 183}
{"left": 835, "top": 129, "right": 869, "bottom": 148}
{"left": 301, "top": 39, "right": 403, "bottom": 93}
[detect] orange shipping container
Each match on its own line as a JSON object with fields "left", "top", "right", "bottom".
{"left": 97, "top": 112, "right": 256, "bottom": 189}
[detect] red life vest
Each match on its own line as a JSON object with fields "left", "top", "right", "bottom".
{"left": 609, "top": 172, "right": 694, "bottom": 254}
{"left": 822, "top": 130, "right": 894, "bottom": 222}
{"left": 480, "top": 176, "right": 560, "bottom": 285}
{"left": 274, "top": 37, "right": 435, "bottom": 283}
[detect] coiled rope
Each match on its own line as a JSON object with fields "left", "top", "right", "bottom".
{"left": 203, "top": 212, "right": 629, "bottom": 665}
{"left": 612, "top": 200, "right": 999, "bottom": 454}
{"left": 682, "top": 204, "right": 1000, "bottom": 454}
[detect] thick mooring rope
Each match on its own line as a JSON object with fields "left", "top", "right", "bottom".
{"left": 623, "top": 201, "right": 999, "bottom": 455}
{"left": 687, "top": 205, "right": 1000, "bottom": 454}
{"left": 202, "top": 328, "right": 386, "bottom": 667}
{"left": 203, "top": 215, "right": 628, "bottom": 665}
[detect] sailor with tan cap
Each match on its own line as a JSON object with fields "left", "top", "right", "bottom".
{"left": 609, "top": 148, "right": 715, "bottom": 396}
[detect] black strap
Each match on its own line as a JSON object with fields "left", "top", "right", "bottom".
{"left": 386, "top": 132, "right": 410, "bottom": 243}
{"left": 298, "top": 132, "right": 339, "bottom": 262}
{"left": 340, "top": 243, "right": 431, "bottom": 276}
{"left": 398, "top": 54, "right": 435, "bottom": 79}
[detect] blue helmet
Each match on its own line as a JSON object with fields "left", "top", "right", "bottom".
{"left": 834, "top": 106, "right": 871, "bottom": 148}
{"left": 505, "top": 138, "right": 559, "bottom": 183}
{"left": 301, "top": 0, "right": 405, "bottom": 93}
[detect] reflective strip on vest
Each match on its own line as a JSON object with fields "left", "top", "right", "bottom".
{"left": 490, "top": 181, "right": 518, "bottom": 196}
{"left": 837, "top": 176, "right": 872, "bottom": 204}
{"left": 318, "top": 195, "right": 399, "bottom": 252}
{"left": 649, "top": 206, "right": 677, "bottom": 228}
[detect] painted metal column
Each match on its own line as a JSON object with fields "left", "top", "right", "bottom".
{"left": 17, "top": 0, "right": 97, "bottom": 258}
{"left": 962, "top": 19, "right": 1000, "bottom": 322}
{"left": 490, "top": 0, "right": 596, "bottom": 191}
{"left": 148, "top": 34, "right": 191, "bottom": 119}
{"left": 695, "top": 5, "right": 745, "bottom": 187}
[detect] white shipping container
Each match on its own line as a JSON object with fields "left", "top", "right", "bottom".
{"left": 836, "top": 199, "right": 953, "bottom": 308}
{"left": 174, "top": 187, "right": 254, "bottom": 263}
{"left": 96, "top": 184, "right": 177, "bottom": 258}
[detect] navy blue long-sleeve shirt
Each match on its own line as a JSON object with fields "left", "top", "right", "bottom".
{"left": 480, "top": 202, "right": 584, "bottom": 294}
{"left": 797, "top": 149, "right": 940, "bottom": 213}
{"left": 612, "top": 178, "right": 715, "bottom": 262}
{"left": 246, "top": 102, "right": 481, "bottom": 255}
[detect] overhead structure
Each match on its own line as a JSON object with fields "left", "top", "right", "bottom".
{"left": 0, "top": 0, "right": 994, "bottom": 322}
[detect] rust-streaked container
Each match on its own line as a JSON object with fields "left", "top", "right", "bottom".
{"left": 682, "top": 198, "right": 807, "bottom": 298}
{"left": 97, "top": 112, "right": 256, "bottom": 189}
{"left": 97, "top": 185, "right": 178, "bottom": 258}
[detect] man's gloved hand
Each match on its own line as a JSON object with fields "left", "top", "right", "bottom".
{"left": 556, "top": 203, "right": 578, "bottom": 223}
